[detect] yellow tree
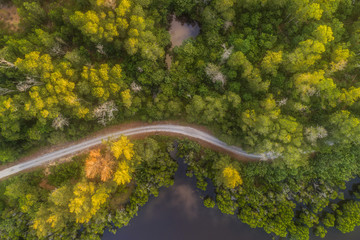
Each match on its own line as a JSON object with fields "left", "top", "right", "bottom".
{"left": 111, "top": 135, "right": 134, "bottom": 160}
{"left": 261, "top": 50, "right": 283, "bottom": 76}
{"left": 121, "top": 89, "right": 132, "bottom": 108}
{"left": 312, "top": 25, "right": 334, "bottom": 44}
{"left": 110, "top": 136, "right": 136, "bottom": 185}
{"left": 14, "top": 52, "right": 85, "bottom": 122}
{"left": 80, "top": 64, "right": 124, "bottom": 101}
{"left": 213, "top": 156, "right": 243, "bottom": 189}
{"left": 222, "top": 166, "right": 243, "bottom": 189}
{"left": 330, "top": 44, "right": 350, "bottom": 72}
{"left": 68, "top": 181, "right": 110, "bottom": 223}
{"left": 339, "top": 87, "right": 360, "bottom": 106}
{"left": 85, "top": 149, "right": 116, "bottom": 182}
{"left": 113, "top": 161, "right": 133, "bottom": 185}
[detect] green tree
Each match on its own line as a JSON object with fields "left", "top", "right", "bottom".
{"left": 336, "top": 201, "right": 360, "bottom": 233}
{"left": 18, "top": 1, "right": 46, "bottom": 27}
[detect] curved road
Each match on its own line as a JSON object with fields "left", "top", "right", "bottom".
{"left": 0, "top": 124, "right": 262, "bottom": 180}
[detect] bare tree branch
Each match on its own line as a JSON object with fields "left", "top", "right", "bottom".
{"left": 0, "top": 59, "right": 16, "bottom": 68}
{"left": 130, "top": 81, "right": 142, "bottom": 92}
{"left": 205, "top": 63, "right": 226, "bottom": 86}
{"left": 93, "top": 101, "right": 118, "bottom": 126}
{"left": 52, "top": 114, "right": 69, "bottom": 130}
{"left": 0, "top": 87, "right": 15, "bottom": 96}
{"left": 16, "top": 76, "right": 43, "bottom": 92}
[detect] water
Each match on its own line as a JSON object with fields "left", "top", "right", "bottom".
{"left": 102, "top": 153, "right": 360, "bottom": 240}
{"left": 165, "top": 15, "right": 200, "bottom": 69}
{"left": 102, "top": 155, "right": 271, "bottom": 240}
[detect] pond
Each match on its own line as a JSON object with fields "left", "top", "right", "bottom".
{"left": 102, "top": 150, "right": 360, "bottom": 240}
{"left": 165, "top": 15, "right": 200, "bottom": 69}
{"left": 102, "top": 151, "right": 271, "bottom": 240}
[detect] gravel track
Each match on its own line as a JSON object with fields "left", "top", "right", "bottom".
{"left": 0, "top": 124, "right": 261, "bottom": 180}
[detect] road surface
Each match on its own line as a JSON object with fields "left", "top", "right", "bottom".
{"left": 0, "top": 124, "right": 261, "bottom": 180}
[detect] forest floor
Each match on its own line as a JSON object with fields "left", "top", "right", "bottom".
{"left": 0, "top": 3, "right": 20, "bottom": 31}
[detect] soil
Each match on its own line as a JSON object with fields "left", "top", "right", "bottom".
{"left": 0, "top": 3, "right": 20, "bottom": 31}
{"left": 39, "top": 179, "right": 56, "bottom": 191}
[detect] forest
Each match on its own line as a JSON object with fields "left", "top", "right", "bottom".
{"left": 0, "top": 0, "right": 360, "bottom": 239}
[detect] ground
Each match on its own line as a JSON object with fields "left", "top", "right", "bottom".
{"left": 0, "top": 3, "right": 20, "bottom": 31}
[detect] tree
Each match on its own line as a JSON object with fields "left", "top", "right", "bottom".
{"left": 213, "top": 0, "right": 235, "bottom": 21}
{"left": 339, "top": 87, "right": 360, "bottom": 106}
{"left": 69, "top": 11, "right": 103, "bottom": 42}
{"left": 322, "top": 213, "right": 335, "bottom": 227}
{"left": 213, "top": 156, "right": 243, "bottom": 188}
{"left": 261, "top": 50, "right": 283, "bottom": 76}
{"left": 228, "top": 51, "right": 269, "bottom": 91}
{"left": 329, "top": 110, "right": 360, "bottom": 144}
{"left": 85, "top": 149, "right": 116, "bottom": 182}
{"left": 80, "top": 64, "right": 124, "bottom": 101}
{"left": 121, "top": 89, "right": 132, "bottom": 108}
{"left": 68, "top": 181, "right": 110, "bottom": 223}
{"left": 287, "top": 1, "right": 323, "bottom": 23}
{"left": 13, "top": 52, "right": 81, "bottom": 123}
{"left": 93, "top": 101, "right": 118, "bottom": 125}
{"left": 113, "top": 161, "right": 133, "bottom": 185}
{"left": 205, "top": 63, "right": 226, "bottom": 86}
{"left": 312, "top": 25, "right": 334, "bottom": 44}
{"left": 304, "top": 126, "right": 327, "bottom": 145}
{"left": 33, "top": 185, "right": 74, "bottom": 238}
{"left": 222, "top": 166, "right": 243, "bottom": 188}
{"left": 329, "top": 44, "right": 350, "bottom": 72}
{"left": 286, "top": 40, "right": 325, "bottom": 73}
{"left": 288, "top": 222, "right": 310, "bottom": 240}
{"left": 111, "top": 135, "right": 134, "bottom": 160}
{"left": 299, "top": 209, "right": 319, "bottom": 227}
{"left": 314, "top": 225, "right": 327, "bottom": 238}
{"left": 204, "top": 197, "right": 215, "bottom": 208}
{"left": 292, "top": 70, "right": 339, "bottom": 106}
{"left": 18, "top": 1, "right": 46, "bottom": 27}
{"left": 52, "top": 114, "right": 69, "bottom": 130}
{"left": 336, "top": 201, "right": 360, "bottom": 233}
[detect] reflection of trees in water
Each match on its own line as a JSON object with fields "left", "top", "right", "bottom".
{"left": 166, "top": 15, "right": 200, "bottom": 69}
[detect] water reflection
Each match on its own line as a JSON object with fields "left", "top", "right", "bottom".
{"left": 102, "top": 152, "right": 360, "bottom": 240}
{"left": 102, "top": 155, "right": 271, "bottom": 240}
{"left": 166, "top": 15, "right": 200, "bottom": 69}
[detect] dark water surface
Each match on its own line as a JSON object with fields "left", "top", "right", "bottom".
{"left": 102, "top": 154, "right": 360, "bottom": 240}
{"left": 102, "top": 155, "right": 271, "bottom": 240}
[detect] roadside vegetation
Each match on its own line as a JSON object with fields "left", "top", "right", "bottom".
{"left": 1, "top": 0, "right": 360, "bottom": 239}
{"left": 178, "top": 140, "right": 360, "bottom": 239}
{"left": 0, "top": 136, "right": 177, "bottom": 239}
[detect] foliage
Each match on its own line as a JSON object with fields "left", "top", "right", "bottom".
{"left": 1, "top": 0, "right": 360, "bottom": 239}
{"left": 0, "top": 137, "right": 177, "bottom": 239}
{"left": 47, "top": 157, "right": 84, "bottom": 186}
{"left": 85, "top": 149, "right": 116, "bottom": 182}
{"left": 111, "top": 135, "right": 134, "bottom": 160}
{"left": 177, "top": 139, "right": 360, "bottom": 239}
{"left": 113, "top": 161, "right": 132, "bottom": 185}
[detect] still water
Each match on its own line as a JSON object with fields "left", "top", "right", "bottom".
{"left": 102, "top": 155, "right": 360, "bottom": 240}
{"left": 102, "top": 155, "right": 271, "bottom": 240}
{"left": 165, "top": 15, "right": 200, "bottom": 69}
